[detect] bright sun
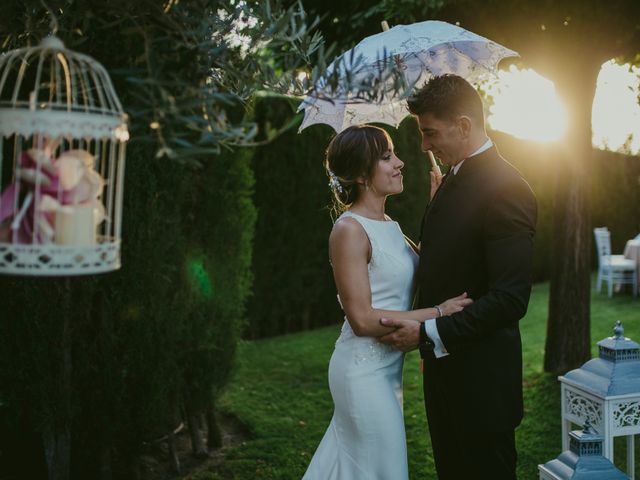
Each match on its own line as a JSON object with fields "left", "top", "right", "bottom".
{"left": 592, "top": 60, "right": 640, "bottom": 155}
{"left": 484, "top": 61, "right": 640, "bottom": 155}
{"left": 484, "top": 65, "right": 567, "bottom": 142}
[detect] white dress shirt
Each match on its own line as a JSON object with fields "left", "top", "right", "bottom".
{"left": 423, "top": 138, "right": 493, "bottom": 358}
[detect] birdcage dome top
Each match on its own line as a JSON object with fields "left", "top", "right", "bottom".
{"left": 0, "top": 35, "right": 128, "bottom": 141}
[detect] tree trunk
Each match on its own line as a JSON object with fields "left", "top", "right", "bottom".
{"left": 98, "top": 292, "right": 113, "bottom": 480}
{"left": 167, "top": 430, "right": 181, "bottom": 474}
{"left": 43, "top": 278, "right": 73, "bottom": 480}
{"left": 184, "top": 388, "right": 208, "bottom": 457}
{"left": 99, "top": 444, "right": 112, "bottom": 480}
{"left": 124, "top": 452, "right": 141, "bottom": 480}
{"left": 206, "top": 402, "right": 223, "bottom": 449}
{"left": 544, "top": 60, "right": 601, "bottom": 374}
{"left": 43, "top": 427, "right": 71, "bottom": 480}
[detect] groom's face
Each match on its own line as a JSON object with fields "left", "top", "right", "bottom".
{"left": 417, "top": 112, "right": 465, "bottom": 167}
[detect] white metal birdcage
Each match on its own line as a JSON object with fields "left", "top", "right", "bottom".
{"left": 0, "top": 35, "right": 129, "bottom": 275}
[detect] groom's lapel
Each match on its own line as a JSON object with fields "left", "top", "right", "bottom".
{"left": 425, "top": 169, "right": 455, "bottom": 214}
{"left": 419, "top": 169, "right": 455, "bottom": 241}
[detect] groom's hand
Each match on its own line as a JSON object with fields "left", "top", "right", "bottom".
{"left": 378, "top": 318, "right": 420, "bottom": 352}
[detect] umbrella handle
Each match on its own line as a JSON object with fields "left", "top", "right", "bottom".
{"left": 427, "top": 151, "right": 442, "bottom": 176}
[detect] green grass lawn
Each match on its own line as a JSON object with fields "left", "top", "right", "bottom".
{"left": 210, "top": 280, "right": 639, "bottom": 479}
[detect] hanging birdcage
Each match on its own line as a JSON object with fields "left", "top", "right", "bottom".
{"left": 0, "top": 35, "right": 129, "bottom": 275}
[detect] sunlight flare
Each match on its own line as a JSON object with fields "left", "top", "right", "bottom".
{"left": 484, "top": 62, "right": 640, "bottom": 153}
{"left": 484, "top": 66, "right": 568, "bottom": 142}
{"left": 592, "top": 60, "right": 640, "bottom": 155}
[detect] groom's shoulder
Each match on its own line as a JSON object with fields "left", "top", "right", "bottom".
{"left": 494, "top": 155, "right": 531, "bottom": 186}
{"left": 489, "top": 156, "right": 536, "bottom": 203}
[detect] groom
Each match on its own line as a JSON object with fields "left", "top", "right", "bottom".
{"left": 379, "top": 74, "right": 537, "bottom": 479}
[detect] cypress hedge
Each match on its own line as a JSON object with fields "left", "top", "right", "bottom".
{"left": 0, "top": 141, "right": 255, "bottom": 480}
{"left": 0, "top": 2, "right": 256, "bottom": 479}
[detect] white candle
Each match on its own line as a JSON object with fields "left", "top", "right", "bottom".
{"left": 55, "top": 203, "right": 96, "bottom": 245}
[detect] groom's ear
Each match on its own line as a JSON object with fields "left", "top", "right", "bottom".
{"left": 458, "top": 116, "right": 472, "bottom": 139}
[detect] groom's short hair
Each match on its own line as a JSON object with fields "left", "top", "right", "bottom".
{"left": 407, "top": 74, "right": 485, "bottom": 127}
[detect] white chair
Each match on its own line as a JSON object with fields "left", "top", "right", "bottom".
{"left": 594, "top": 227, "right": 638, "bottom": 298}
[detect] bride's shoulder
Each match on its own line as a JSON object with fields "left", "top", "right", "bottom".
{"left": 329, "top": 216, "right": 370, "bottom": 261}
{"left": 332, "top": 215, "right": 362, "bottom": 235}
{"left": 330, "top": 215, "right": 368, "bottom": 243}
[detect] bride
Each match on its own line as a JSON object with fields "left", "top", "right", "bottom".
{"left": 302, "top": 125, "right": 472, "bottom": 479}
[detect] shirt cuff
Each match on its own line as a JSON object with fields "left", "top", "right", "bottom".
{"left": 424, "top": 319, "right": 449, "bottom": 358}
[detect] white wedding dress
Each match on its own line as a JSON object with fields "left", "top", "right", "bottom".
{"left": 303, "top": 211, "right": 418, "bottom": 480}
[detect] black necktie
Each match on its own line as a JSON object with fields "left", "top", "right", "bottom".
{"left": 431, "top": 169, "right": 454, "bottom": 203}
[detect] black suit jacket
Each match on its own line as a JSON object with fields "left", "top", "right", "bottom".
{"left": 417, "top": 145, "right": 537, "bottom": 431}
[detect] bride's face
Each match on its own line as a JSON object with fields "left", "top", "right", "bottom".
{"left": 368, "top": 145, "right": 404, "bottom": 196}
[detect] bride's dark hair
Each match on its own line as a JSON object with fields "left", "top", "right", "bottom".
{"left": 324, "top": 125, "right": 391, "bottom": 216}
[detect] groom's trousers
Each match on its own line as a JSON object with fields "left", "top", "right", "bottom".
{"left": 423, "top": 361, "right": 518, "bottom": 480}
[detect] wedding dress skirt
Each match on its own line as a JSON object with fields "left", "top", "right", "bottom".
{"left": 303, "top": 212, "right": 418, "bottom": 480}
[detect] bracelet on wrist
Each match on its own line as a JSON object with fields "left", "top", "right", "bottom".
{"left": 434, "top": 305, "right": 443, "bottom": 318}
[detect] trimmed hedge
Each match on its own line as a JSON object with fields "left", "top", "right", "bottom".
{"left": 0, "top": 126, "right": 256, "bottom": 480}
{"left": 0, "top": 2, "right": 256, "bottom": 478}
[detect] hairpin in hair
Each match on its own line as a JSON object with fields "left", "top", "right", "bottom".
{"left": 327, "top": 169, "right": 344, "bottom": 193}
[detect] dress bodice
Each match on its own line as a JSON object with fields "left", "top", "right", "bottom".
{"left": 334, "top": 211, "right": 418, "bottom": 346}
{"left": 337, "top": 211, "right": 418, "bottom": 311}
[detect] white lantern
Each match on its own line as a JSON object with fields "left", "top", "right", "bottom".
{"left": 0, "top": 36, "right": 128, "bottom": 275}
{"left": 559, "top": 321, "right": 640, "bottom": 479}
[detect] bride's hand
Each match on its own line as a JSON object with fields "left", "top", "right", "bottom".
{"left": 429, "top": 169, "right": 443, "bottom": 201}
{"left": 438, "top": 292, "right": 473, "bottom": 316}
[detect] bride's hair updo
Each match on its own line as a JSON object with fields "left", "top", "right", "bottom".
{"left": 325, "top": 125, "right": 391, "bottom": 215}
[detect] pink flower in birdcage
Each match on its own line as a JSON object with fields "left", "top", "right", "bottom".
{"left": 0, "top": 141, "right": 105, "bottom": 245}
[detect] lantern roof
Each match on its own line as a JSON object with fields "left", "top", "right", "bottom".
{"left": 560, "top": 322, "right": 640, "bottom": 398}
{"left": 539, "top": 421, "right": 628, "bottom": 479}
{"left": 597, "top": 321, "right": 640, "bottom": 360}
